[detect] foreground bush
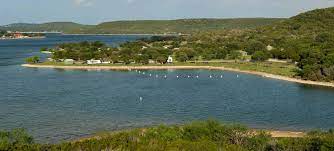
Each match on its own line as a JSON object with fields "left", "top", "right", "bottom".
{"left": 2, "top": 120, "right": 334, "bottom": 151}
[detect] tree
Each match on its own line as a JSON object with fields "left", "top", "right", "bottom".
{"left": 229, "top": 51, "right": 242, "bottom": 60}
{"left": 135, "top": 54, "right": 149, "bottom": 64}
{"left": 315, "top": 33, "right": 332, "bottom": 43}
{"left": 0, "top": 30, "right": 7, "bottom": 36}
{"left": 252, "top": 51, "right": 269, "bottom": 61}
{"left": 215, "top": 48, "right": 228, "bottom": 59}
{"left": 156, "top": 56, "right": 167, "bottom": 64}
{"left": 180, "top": 48, "right": 196, "bottom": 60}
{"left": 40, "top": 47, "right": 48, "bottom": 52}
{"left": 175, "top": 51, "right": 188, "bottom": 62}
{"left": 323, "top": 53, "right": 334, "bottom": 67}
{"left": 25, "top": 56, "right": 40, "bottom": 64}
{"left": 246, "top": 41, "right": 266, "bottom": 55}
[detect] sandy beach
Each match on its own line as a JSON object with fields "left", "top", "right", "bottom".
{"left": 269, "top": 131, "right": 306, "bottom": 138}
{"left": 22, "top": 64, "right": 334, "bottom": 88}
{"left": 75, "top": 130, "right": 306, "bottom": 143}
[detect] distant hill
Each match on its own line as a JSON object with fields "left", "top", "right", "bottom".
{"left": 0, "top": 22, "right": 92, "bottom": 33}
{"left": 260, "top": 7, "right": 334, "bottom": 37}
{"left": 0, "top": 18, "right": 284, "bottom": 34}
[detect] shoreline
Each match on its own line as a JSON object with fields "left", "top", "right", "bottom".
{"left": 22, "top": 64, "right": 334, "bottom": 88}
{"left": 76, "top": 129, "right": 306, "bottom": 143}
{"left": 0, "top": 36, "right": 45, "bottom": 40}
{"left": 61, "top": 33, "right": 187, "bottom": 36}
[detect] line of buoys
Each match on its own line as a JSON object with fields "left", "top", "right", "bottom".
{"left": 134, "top": 70, "right": 235, "bottom": 80}
{"left": 140, "top": 74, "right": 228, "bottom": 79}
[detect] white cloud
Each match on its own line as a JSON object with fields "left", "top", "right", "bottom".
{"left": 127, "top": 0, "right": 135, "bottom": 4}
{"left": 73, "top": 0, "right": 94, "bottom": 7}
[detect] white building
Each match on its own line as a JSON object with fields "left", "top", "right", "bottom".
{"left": 148, "top": 59, "right": 156, "bottom": 64}
{"left": 267, "top": 45, "right": 274, "bottom": 51}
{"left": 102, "top": 61, "right": 111, "bottom": 64}
{"left": 163, "top": 45, "right": 172, "bottom": 49}
{"left": 167, "top": 56, "right": 173, "bottom": 63}
{"left": 64, "top": 59, "right": 74, "bottom": 65}
{"left": 87, "top": 59, "right": 102, "bottom": 65}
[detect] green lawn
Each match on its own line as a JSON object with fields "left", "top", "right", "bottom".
{"left": 37, "top": 61, "right": 297, "bottom": 77}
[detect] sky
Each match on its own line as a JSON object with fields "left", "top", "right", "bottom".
{"left": 1, "top": 0, "right": 334, "bottom": 25}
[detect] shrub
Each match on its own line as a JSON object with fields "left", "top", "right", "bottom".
{"left": 25, "top": 56, "right": 40, "bottom": 64}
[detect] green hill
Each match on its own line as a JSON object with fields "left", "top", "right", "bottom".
{"left": 0, "top": 22, "right": 92, "bottom": 33}
{"left": 0, "top": 18, "right": 284, "bottom": 34}
{"left": 186, "top": 7, "right": 334, "bottom": 81}
{"left": 260, "top": 7, "right": 334, "bottom": 37}
{"left": 90, "top": 18, "right": 284, "bottom": 34}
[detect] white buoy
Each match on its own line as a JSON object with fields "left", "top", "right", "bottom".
{"left": 196, "top": 75, "right": 199, "bottom": 78}
{"left": 143, "top": 72, "right": 146, "bottom": 75}
{"left": 220, "top": 75, "right": 223, "bottom": 78}
{"left": 188, "top": 75, "right": 191, "bottom": 78}
{"left": 156, "top": 75, "right": 159, "bottom": 78}
{"left": 176, "top": 75, "right": 179, "bottom": 78}
{"left": 164, "top": 75, "right": 167, "bottom": 78}
{"left": 139, "top": 97, "right": 143, "bottom": 101}
{"left": 149, "top": 74, "right": 152, "bottom": 77}
{"left": 237, "top": 75, "right": 239, "bottom": 78}
{"left": 209, "top": 75, "right": 212, "bottom": 78}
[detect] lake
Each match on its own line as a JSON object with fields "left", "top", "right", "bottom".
{"left": 1, "top": 35, "right": 334, "bottom": 143}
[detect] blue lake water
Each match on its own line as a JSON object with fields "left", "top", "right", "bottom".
{"left": 1, "top": 35, "right": 334, "bottom": 143}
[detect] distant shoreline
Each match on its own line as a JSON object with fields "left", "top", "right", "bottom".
{"left": 0, "top": 36, "right": 45, "bottom": 40}
{"left": 61, "top": 33, "right": 186, "bottom": 36}
{"left": 22, "top": 64, "right": 334, "bottom": 88}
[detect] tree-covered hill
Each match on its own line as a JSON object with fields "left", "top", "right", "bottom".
{"left": 260, "top": 7, "right": 334, "bottom": 37}
{"left": 0, "top": 18, "right": 284, "bottom": 34}
{"left": 0, "top": 22, "right": 92, "bottom": 33}
{"left": 186, "top": 7, "right": 334, "bottom": 81}
{"left": 90, "top": 18, "right": 284, "bottom": 34}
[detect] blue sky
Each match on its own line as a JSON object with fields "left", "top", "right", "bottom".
{"left": 1, "top": 0, "right": 334, "bottom": 25}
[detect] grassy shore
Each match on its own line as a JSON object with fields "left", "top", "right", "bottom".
{"left": 37, "top": 61, "right": 297, "bottom": 77}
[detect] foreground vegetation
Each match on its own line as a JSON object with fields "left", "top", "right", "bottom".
{"left": 2, "top": 120, "right": 334, "bottom": 151}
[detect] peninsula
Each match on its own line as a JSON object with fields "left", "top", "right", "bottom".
{"left": 24, "top": 7, "right": 334, "bottom": 86}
